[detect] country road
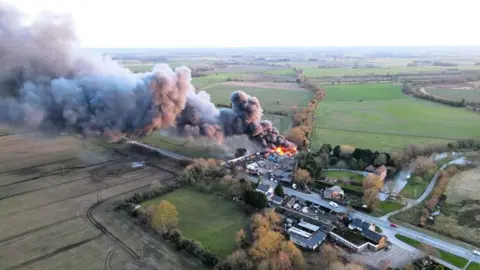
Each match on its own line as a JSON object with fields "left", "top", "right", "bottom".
{"left": 132, "top": 141, "right": 480, "bottom": 265}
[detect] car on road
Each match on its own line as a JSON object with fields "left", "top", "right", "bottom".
{"left": 473, "top": 250, "right": 480, "bottom": 256}
{"left": 329, "top": 201, "right": 339, "bottom": 207}
{"left": 390, "top": 223, "right": 398, "bottom": 228}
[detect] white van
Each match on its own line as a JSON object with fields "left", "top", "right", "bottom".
{"left": 473, "top": 250, "right": 480, "bottom": 256}
{"left": 329, "top": 201, "right": 339, "bottom": 208}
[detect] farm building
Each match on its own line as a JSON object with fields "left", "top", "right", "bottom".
{"left": 323, "top": 185, "right": 344, "bottom": 199}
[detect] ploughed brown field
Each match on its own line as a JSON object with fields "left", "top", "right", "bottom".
{"left": 0, "top": 128, "right": 199, "bottom": 270}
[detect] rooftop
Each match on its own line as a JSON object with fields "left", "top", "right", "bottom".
{"left": 326, "top": 185, "right": 343, "bottom": 191}
{"left": 332, "top": 228, "right": 368, "bottom": 246}
{"left": 362, "top": 228, "right": 384, "bottom": 244}
{"left": 271, "top": 195, "right": 284, "bottom": 204}
{"left": 256, "top": 184, "right": 271, "bottom": 193}
{"left": 350, "top": 218, "right": 371, "bottom": 231}
{"left": 290, "top": 229, "right": 327, "bottom": 247}
{"left": 298, "top": 221, "right": 320, "bottom": 232}
{"left": 288, "top": 227, "right": 312, "bottom": 238}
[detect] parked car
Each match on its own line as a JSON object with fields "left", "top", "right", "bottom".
{"left": 329, "top": 202, "right": 339, "bottom": 208}
{"left": 473, "top": 250, "right": 480, "bottom": 256}
{"left": 390, "top": 223, "right": 398, "bottom": 228}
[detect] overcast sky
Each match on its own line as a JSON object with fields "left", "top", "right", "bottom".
{"left": 6, "top": 0, "right": 479, "bottom": 48}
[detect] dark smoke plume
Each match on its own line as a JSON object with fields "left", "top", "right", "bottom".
{"left": 0, "top": 3, "right": 190, "bottom": 138}
{"left": 177, "top": 90, "right": 295, "bottom": 150}
{"left": 0, "top": 2, "right": 294, "bottom": 150}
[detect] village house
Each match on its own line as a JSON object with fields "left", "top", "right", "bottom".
{"left": 256, "top": 184, "right": 274, "bottom": 199}
{"left": 270, "top": 195, "right": 284, "bottom": 205}
{"left": 323, "top": 185, "right": 344, "bottom": 200}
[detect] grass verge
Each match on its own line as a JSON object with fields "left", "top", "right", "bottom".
{"left": 141, "top": 188, "right": 250, "bottom": 258}
{"left": 395, "top": 234, "right": 469, "bottom": 268}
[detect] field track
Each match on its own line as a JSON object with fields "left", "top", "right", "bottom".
{"left": 0, "top": 130, "right": 184, "bottom": 269}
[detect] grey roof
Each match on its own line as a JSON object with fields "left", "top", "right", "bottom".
{"left": 271, "top": 195, "right": 284, "bottom": 204}
{"left": 286, "top": 197, "right": 296, "bottom": 206}
{"left": 362, "top": 228, "right": 384, "bottom": 243}
{"left": 327, "top": 185, "right": 343, "bottom": 191}
{"left": 350, "top": 218, "right": 370, "bottom": 230}
{"left": 256, "top": 184, "right": 270, "bottom": 193}
{"left": 290, "top": 229, "right": 327, "bottom": 247}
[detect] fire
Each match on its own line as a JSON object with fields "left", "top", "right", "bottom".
{"left": 272, "top": 146, "right": 297, "bottom": 156}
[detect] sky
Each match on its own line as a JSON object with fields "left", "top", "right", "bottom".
{"left": 5, "top": 0, "right": 480, "bottom": 48}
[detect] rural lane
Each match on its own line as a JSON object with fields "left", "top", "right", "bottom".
{"left": 131, "top": 141, "right": 480, "bottom": 264}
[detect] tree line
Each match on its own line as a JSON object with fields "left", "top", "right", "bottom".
{"left": 402, "top": 82, "right": 467, "bottom": 107}
{"left": 285, "top": 68, "right": 326, "bottom": 149}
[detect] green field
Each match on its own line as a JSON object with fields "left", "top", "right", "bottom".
{"left": 142, "top": 188, "right": 249, "bottom": 258}
{"left": 395, "top": 234, "right": 469, "bottom": 268}
{"left": 192, "top": 74, "right": 249, "bottom": 89}
{"left": 269, "top": 66, "right": 480, "bottom": 77}
{"left": 205, "top": 84, "right": 312, "bottom": 112}
{"left": 427, "top": 88, "right": 480, "bottom": 103}
{"left": 399, "top": 176, "right": 430, "bottom": 199}
{"left": 467, "top": 262, "right": 480, "bottom": 270}
{"left": 311, "top": 83, "right": 480, "bottom": 152}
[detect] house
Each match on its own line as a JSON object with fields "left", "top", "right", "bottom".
{"left": 270, "top": 195, "right": 284, "bottom": 205}
{"left": 365, "top": 165, "right": 376, "bottom": 172}
{"left": 323, "top": 185, "right": 344, "bottom": 199}
{"left": 341, "top": 218, "right": 387, "bottom": 251}
{"left": 374, "top": 165, "right": 387, "bottom": 181}
{"left": 287, "top": 221, "right": 327, "bottom": 250}
{"left": 362, "top": 229, "right": 387, "bottom": 250}
{"left": 285, "top": 197, "right": 296, "bottom": 208}
{"left": 348, "top": 218, "right": 375, "bottom": 232}
{"left": 256, "top": 184, "right": 274, "bottom": 199}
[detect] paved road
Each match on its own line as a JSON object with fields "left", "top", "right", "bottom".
{"left": 135, "top": 142, "right": 480, "bottom": 265}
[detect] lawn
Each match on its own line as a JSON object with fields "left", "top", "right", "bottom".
{"left": 141, "top": 188, "right": 249, "bottom": 258}
{"left": 468, "top": 262, "right": 480, "bottom": 270}
{"left": 321, "top": 170, "right": 364, "bottom": 192}
{"left": 321, "top": 170, "right": 364, "bottom": 181}
{"left": 311, "top": 83, "right": 480, "bottom": 152}
{"left": 427, "top": 88, "right": 480, "bottom": 103}
{"left": 370, "top": 201, "right": 404, "bottom": 217}
{"left": 204, "top": 84, "right": 312, "bottom": 112}
{"left": 269, "top": 66, "right": 480, "bottom": 77}
{"left": 395, "top": 234, "right": 469, "bottom": 268}
{"left": 399, "top": 176, "right": 430, "bottom": 199}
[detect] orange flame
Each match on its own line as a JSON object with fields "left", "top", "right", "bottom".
{"left": 271, "top": 146, "right": 297, "bottom": 156}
